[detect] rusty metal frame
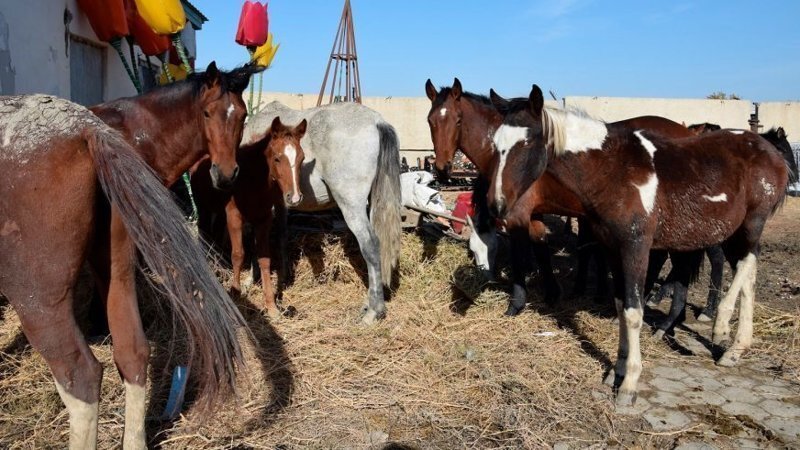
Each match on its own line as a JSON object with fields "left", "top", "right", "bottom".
{"left": 317, "top": 0, "right": 362, "bottom": 106}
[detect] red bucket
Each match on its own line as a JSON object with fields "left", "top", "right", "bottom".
{"left": 452, "top": 192, "right": 474, "bottom": 234}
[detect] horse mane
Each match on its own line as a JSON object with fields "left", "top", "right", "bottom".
{"left": 541, "top": 106, "right": 598, "bottom": 156}
{"left": 143, "top": 64, "right": 265, "bottom": 102}
{"left": 435, "top": 87, "right": 492, "bottom": 106}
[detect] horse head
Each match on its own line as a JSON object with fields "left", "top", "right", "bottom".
{"left": 265, "top": 116, "right": 306, "bottom": 207}
{"left": 425, "top": 77, "right": 465, "bottom": 180}
{"left": 198, "top": 61, "right": 263, "bottom": 191}
{"left": 487, "top": 85, "right": 549, "bottom": 218}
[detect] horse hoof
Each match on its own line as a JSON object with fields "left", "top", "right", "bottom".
{"left": 228, "top": 287, "right": 242, "bottom": 300}
{"left": 615, "top": 390, "right": 638, "bottom": 409}
{"left": 697, "top": 312, "right": 713, "bottom": 322}
{"left": 360, "top": 308, "right": 385, "bottom": 325}
{"left": 603, "top": 370, "right": 617, "bottom": 387}
{"left": 716, "top": 351, "right": 741, "bottom": 367}
{"left": 653, "top": 329, "right": 666, "bottom": 340}
{"left": 504, "top": 304, "right": 524, "bottom": 316}
{"left": 645, "top": 298, "right": 659, "bottom": 308}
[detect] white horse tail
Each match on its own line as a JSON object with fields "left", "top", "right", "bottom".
{"left": 371, "top": 122, "right": 402, "bottom": 287}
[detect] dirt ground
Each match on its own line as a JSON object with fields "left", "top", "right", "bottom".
{"left": 0, "top": 197, "right": 798, "bottom": 449}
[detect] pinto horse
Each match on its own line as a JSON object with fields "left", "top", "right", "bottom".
{"left": 646, "top": 124, "right": 800, "bottom": 334}
{"left": 193, "top": 117, "right": 306, "bottom": 318}
{"left": 0, "top": 95, "right": 248, "bottom": 449}
{"left": 425, "top": 78, "right": 695, "bottom": 311}
{"left": 488, "top": 85, "right": 788, "bottom": 407}
{"left": 243, "top": 101, "right": 402, "bottom": 324}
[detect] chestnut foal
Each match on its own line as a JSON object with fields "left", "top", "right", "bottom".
{"left": 193, "top": 118, "right": 306, "bottom": 318}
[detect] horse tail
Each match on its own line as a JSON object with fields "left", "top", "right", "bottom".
{"left": 371, "top": 122, "right": 403, "bottom": 287}
{"left": 84, "top": 127, "right": 248, "bottom": 419}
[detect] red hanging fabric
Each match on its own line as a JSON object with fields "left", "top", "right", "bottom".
{"left": 76, "top": 0, "right": 129, "bottom": 42}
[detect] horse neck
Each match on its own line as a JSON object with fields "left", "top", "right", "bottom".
{"left": 458, "top": 99, "right": 502, "bottom": 174}
{"left": 133, "top": 86, "right": 206, "bottom": 185}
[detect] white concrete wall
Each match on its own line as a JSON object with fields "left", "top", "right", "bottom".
{"left": 759, "top": 102, "right": 800, "bottom": 142}
{"left": 563, "top": 96, "right": 754, "bottom": 130}
{"left": 0, "top": 0, "right": 197, "bottom": 101}
{"left": 256, "top": 92, "right": 800, "bottom": 160}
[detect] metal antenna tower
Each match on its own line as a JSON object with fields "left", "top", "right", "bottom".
{"left": 317, "top": 0, "right": 362, "bottom": 106}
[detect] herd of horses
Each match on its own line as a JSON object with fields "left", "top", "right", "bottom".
{"left": 0, "top": 63, "right": 794, "bottom": 447}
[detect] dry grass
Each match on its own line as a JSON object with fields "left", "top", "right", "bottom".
{"left": 1, "top": 230, "right": 798, "bottom": 449}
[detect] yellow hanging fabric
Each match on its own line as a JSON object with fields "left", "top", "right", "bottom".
{"left": 134, "top": 0, "right": 186, "bottom": 35}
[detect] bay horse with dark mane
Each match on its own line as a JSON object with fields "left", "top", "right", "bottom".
{"left": 425, "top": 78, "right": 696, "bottom": 311}
{"left": 0, "top": 95, "right": 248, "bottom": 448}
{"left": 488, "top": 84, "right": 788, "bottom": 407}
{"left": 192, "top": 117, "right": 306, "bottom": 318}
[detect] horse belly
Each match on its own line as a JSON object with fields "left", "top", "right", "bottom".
{"left": 653, "top": 194, "right": 745, "bottom": 251}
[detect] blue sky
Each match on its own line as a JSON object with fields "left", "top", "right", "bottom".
{"left": 194, "top": 0, "right": 800, "bottom": 101}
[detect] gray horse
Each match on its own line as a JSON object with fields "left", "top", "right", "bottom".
{"left": 243, "top": 101, "right": 402, "bottom": 324}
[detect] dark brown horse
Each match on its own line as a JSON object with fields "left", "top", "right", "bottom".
{"left": 0, "top": 95, "right": 248, "bottom": 448}
{"left": 488, "top": 84, "right": 788, "bottom": 407}
{"left": 193, "top": 117, "right": 307, "bottom": 318}
{"left": 646, "top": 124, "right": 800, "bottom": 335}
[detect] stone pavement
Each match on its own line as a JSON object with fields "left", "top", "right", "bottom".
{"left": 618, "top": 320, "right": 800, "bottom": 448}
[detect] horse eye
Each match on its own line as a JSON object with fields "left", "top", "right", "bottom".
{"left": 203, "top": 110, "right": 210, "bottom": 118}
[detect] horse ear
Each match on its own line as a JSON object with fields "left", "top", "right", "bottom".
{"left": 270, "top": 116, "right": 284, "bottom": 134}
{"left": 489, "top": 89, "right": 509, "bottom": 111}
{"left": 451, "top": 78, "right": 462, "bottom": 100}
{"left": 529, "top": 85, "right": 544, "bottom": 119}
{"left": 425, "top": 79, "right": 437, "bottom": 102}
{"left": 294, "top": 119, "right": 308, "bottom": 138}
{"left": 777, "top": 127, "right": 787, "bottom": 139}
{"left": 204, "top": 61, "right": 221, "bottom": 88}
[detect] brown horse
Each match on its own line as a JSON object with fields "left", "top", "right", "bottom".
{"left": 193, "top": 117, "right": 307, "bottom": 318}
{"left": 488, "top": 84, "right": 788, "bottom": 407}
{"left": 91, "top": 61, "right": 259, "bottom": 189}
{"left": 0, "top": 95, "right": 247, "bottom": 448}
{"left": 85, "top": 62, "right": 259, "bottom": 334}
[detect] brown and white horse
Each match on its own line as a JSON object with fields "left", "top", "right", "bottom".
{"left": 0, "top": 95, "right": 248, "bottom": 448}
{"left": 488, "top": 85, "right": 788, "bottom": 407}
{"left": 193, "top": 117, "right": 307, "bottom": 318}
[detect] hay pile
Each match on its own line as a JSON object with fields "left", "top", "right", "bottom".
{"left": 0, "top": 230, "right": 797, "bottom": 448}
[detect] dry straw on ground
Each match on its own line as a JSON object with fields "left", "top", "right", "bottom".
{"left": 1, "top": 230, "right": 798, "bottom": 448}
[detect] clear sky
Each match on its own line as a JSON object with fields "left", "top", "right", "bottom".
{"left": 194, "top": 0, "right": 800, "bottom": 101}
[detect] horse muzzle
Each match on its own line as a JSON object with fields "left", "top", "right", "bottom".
{"left": 285, "top": 191, "right": 303, "bottom": 207}
{"left": 434, "top": 162, "right": 452, "bottom": 182}
{"left": 210, "top": 163, "right": 240, "bottom": 191}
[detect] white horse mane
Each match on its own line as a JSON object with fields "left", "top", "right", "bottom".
{"left": 541, "top": 106, "right": 606, "bottom": 156}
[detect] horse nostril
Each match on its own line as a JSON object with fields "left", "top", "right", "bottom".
{"left": 231, "top": 165, "right": 240, "bottom": 180}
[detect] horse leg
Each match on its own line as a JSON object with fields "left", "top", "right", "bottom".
{"left": 604, "top": 255, "right": 626, "bottom": 386}
{"left": 698, "top": 245, "right": 724, "bottom": 322}
{"left": 89, "top": 208, "right": 148, "bottom": 449}
{"left": 530, "top": 218, "right": 561, "bottom": 305}
{"left": 7, "top": 247, "right": 103, "bottom": 448}
{"left": 644, "top": 250, "right": 669, "bottom": 307}
{"left": 336, "top": 201, "right": 386, "bottom": 324}
{"left": 504, "top": 223, "right": 532, "bottom": 316}
{"left": 615, "top": 242, "right": 650, "bottom": 408}
{"left": 652, "top": 251, "right": 700, "bottom": 339}
{"left": 574, "top": 217, "right": 591, "bottom": 297}
{"left": 225, "top": 202, "right": 245, "bottom": 298}
{"left": 254, "top": 219, "right": 280, "bottom": 319}
{"left": 717, "top": 252, "right": 757, "bottom": 366}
